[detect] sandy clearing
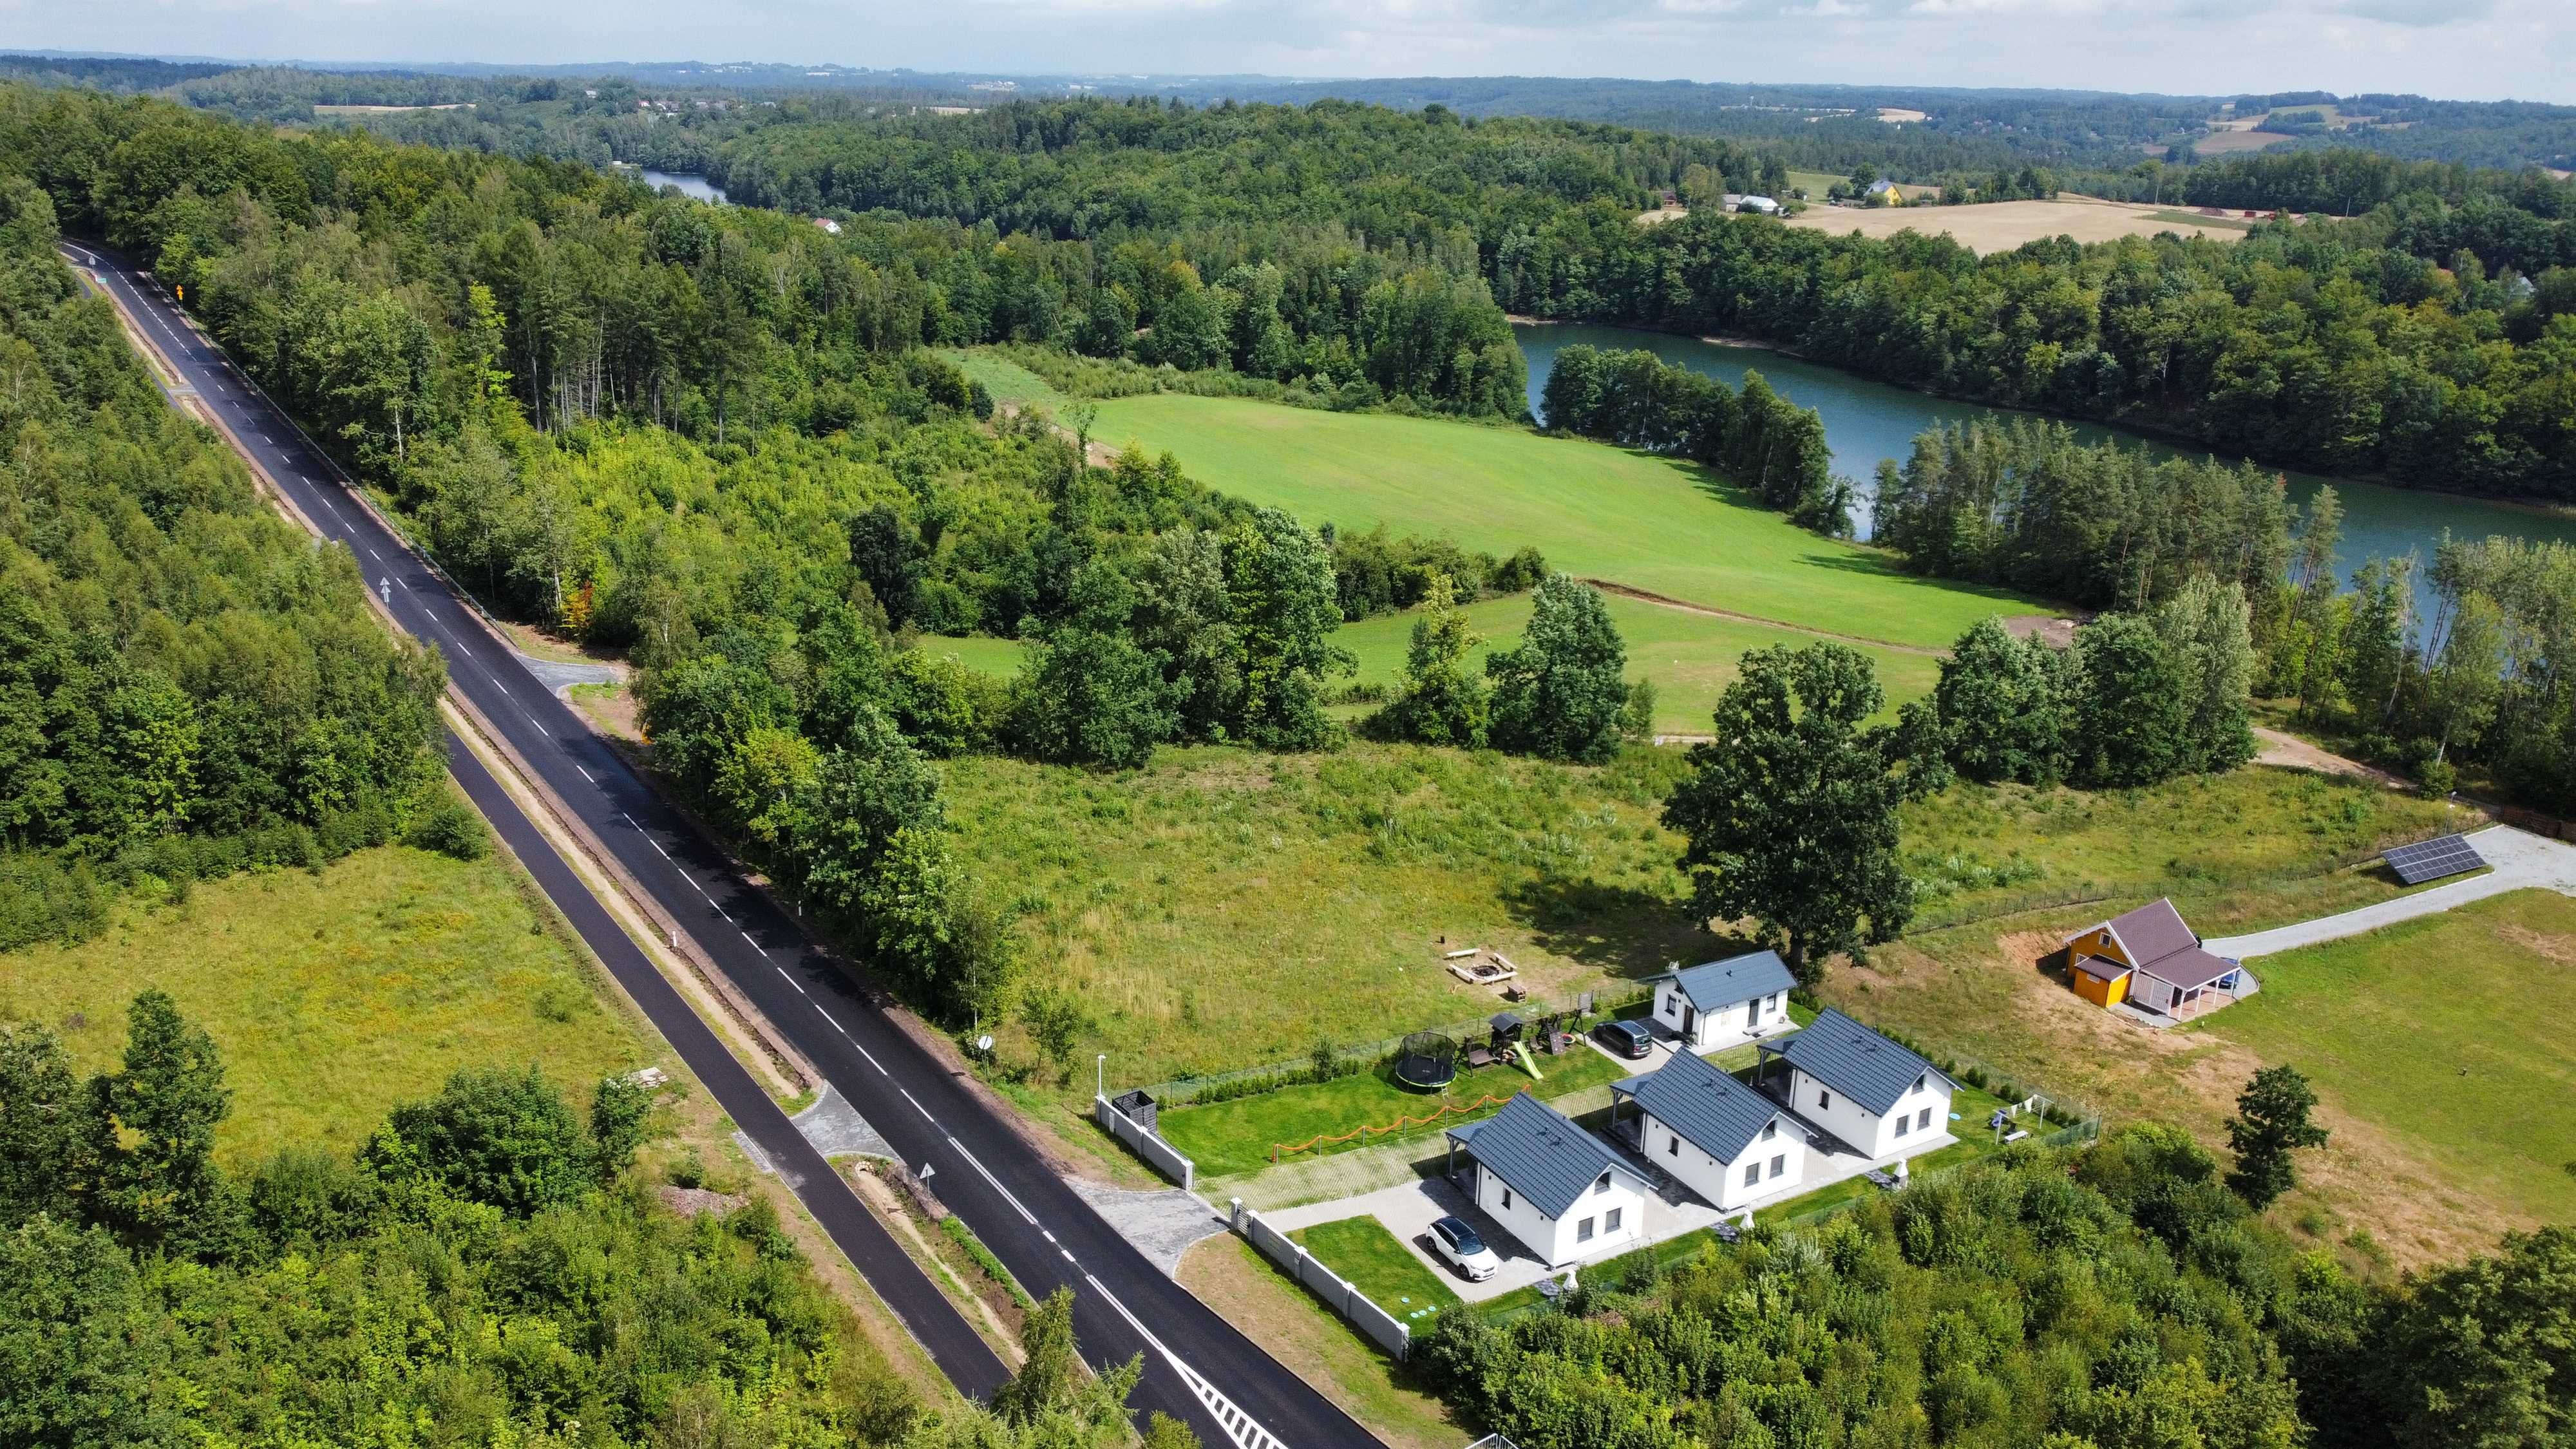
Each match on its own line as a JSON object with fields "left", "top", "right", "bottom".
{"left": 1785, "top": 195, "right": 2251, "bottom": 252}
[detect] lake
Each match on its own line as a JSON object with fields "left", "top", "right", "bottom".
{"left": 636, "top": 169, "right": 726, "bottom": 205}
{"left": 1515, "top": 322, "right": 2576, "bottom": 611}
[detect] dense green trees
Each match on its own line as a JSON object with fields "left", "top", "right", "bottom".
{"left": 1485, "top": 574, "right": 1635, "bottom": 763}
{"left": 1501, "top": 199, "right": 2576, "bottom": 500}
{"left": 0, "top": 990, "right": 1178, "bottom": 1449}
{"left": 1540, "top": 345, "right": 1850, "bottom": 535}
{"left": 0, "top": 175, "right": 443, "bottom": 945}
{"left": 1927, "top": 582, "right": 2257, "bottom": 791}
{"left": 1663, "top": 644, "right": 1940, "bottom": 985}
{"left": 1875, "top": 419, "right": 2291, "bottom": 610}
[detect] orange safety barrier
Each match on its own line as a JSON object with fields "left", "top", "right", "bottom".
{"left": 1269, "top": 1093, "right": 1516, "bottom": 1164}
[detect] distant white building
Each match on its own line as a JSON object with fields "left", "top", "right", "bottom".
{"left": 1757, "top": 1009, "right": 1955, "bottom": 1160}
{"left": 1649, "top": 951, "right": 1797, "bottom": 1053}
{"left": 812, "top": 218, "right": 843, "bottom": 235}
{"left": 1735, "top": 195, "right": 1781, "bottom": 215}
{"left": 1611, "top": 1046, "right": 1806, "bottom": 1211}
{"left": 1445, "top": 1094, "right": 1649, "bottom": 1267}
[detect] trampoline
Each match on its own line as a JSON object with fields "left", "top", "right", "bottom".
{"left": 1393, "top": 1032, "right": 1461, "bottom": 1090}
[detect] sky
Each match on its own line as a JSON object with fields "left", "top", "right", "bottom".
{"left": 11, "top": 0, "right": 2576, "bottom": 105}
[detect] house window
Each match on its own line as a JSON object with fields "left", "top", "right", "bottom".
{"left": 1500, "top": 1188, "right": 1512, "bottom": 1211}
{"left": 1577, "top": 1216, "right": 1596, "bottom": 1243}
{"left": 1761, "top": 1121, "right": 1776, "bottom": 1141}
{"left": 1743, "top": 1162, "right": 1761, "bottom": 1187}
{"left": 1666, "top": 1132, "right": 1680, "bottom": 1157}
{"left": 1770, "top": 1155, "right": 1785, "bottom": 1179}
{"left": 1895, "top": 1113, "right": 1910, "bottom": 1137}
{"left": 1913, "top": 1074, "right": 1926, "bottom": 1094}
{"left": 1594, "top": 1173, "right": 1611, "bottom": 1195}
{"left": 1919, "top": 1108, "right": 1933, "bottom": 1132}
{"left": 1818, "top": 1090, "right": 1833, "bottom": 1112}
{"left": 1605, "top": 1207, "right": 1622, "bottom": 1233}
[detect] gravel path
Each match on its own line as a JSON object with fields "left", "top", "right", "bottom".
{"left": 2203, "top": 826, "right": 2576, "bottom": 960}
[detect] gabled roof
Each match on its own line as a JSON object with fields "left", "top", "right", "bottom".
{"left": 2074, "top": 898, "right": 2198, "bottom": 969}
{"left": 1613, "top": 1046, "right": 1785, "bottom": 1164}
{"left": 1654, "top": 951, "right": 1797, "bottom": 1012}
{"left": 1446, "top": 1093, "right": 1631, "bottom": 1220}
{"left": 1770, "top": 1009, "right": 1951, "bottom": 1118}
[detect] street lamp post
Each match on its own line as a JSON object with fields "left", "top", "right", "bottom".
{"left": 1096, "top": 1053, "right": 1106, "bottom": 1101}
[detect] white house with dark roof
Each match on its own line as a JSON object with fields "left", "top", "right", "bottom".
{"left": 1757, "top": 1009, "right": 1956, "bottom": 1160}
{"left": 1649, "top": 951, "right": 1797, "bottom": 1052}
{"left": 1444, "top": 1093, "right": 1648, "bottom": 1267}
{"left": 1610, "top": 1045, "right": 1805, "bottom": 1211}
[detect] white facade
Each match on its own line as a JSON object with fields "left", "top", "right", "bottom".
{"left": 1638, "top": 1110, "right": 1806, "bottom": 1211}
{"left": 1470, "top": 1162, "right": 1647, "bottom": 1267}
{"left": 1653, "top": 981, "right": 1793, "bottom": 1052}
{"left": 1782, "top": 1066, "right": 1953, "bottom": 1160}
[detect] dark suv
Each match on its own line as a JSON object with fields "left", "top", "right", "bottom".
{"left": 1595, "top": 1019, "right": 1654, "bottom": 1059}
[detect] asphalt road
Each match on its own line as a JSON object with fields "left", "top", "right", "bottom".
{"left": 68, "top": 241, "right": 1378, "bottom": 1449}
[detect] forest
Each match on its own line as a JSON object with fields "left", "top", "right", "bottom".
{"left": 569, "top": 93, "right": 2576, "bottom": 501}
{"left": 0, "top": 169, "right": 446, "bottom": 948}
{"left": 0, "top": 990, "right": 1188, "bottom": 1449}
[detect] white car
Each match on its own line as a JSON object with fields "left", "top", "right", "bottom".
{"left": 1428, "top": 1215, "right": 1501, "bottom": 1282}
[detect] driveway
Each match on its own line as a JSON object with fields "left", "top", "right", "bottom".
{"left": 2204, "top": 826, "right": 2576, "bottom": 960}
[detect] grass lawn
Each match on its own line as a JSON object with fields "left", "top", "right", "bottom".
{"left": 1899, "top": 766, "right": 2465, "bottom": 935}
{"left": 945, "top": 741, "right": 1711, "bottom": 1119}
{"left": 1291, "top": 1216, "right": 1463, "bottom": 1323}
{"left": 1162, "top": 1049, "right": 1633, "bottom": 1179}
{"left": 2206, "top": 889, "right": 2576, "bottom": 1225}
{"left": 920, "top": 632, "right": 1030, "bottom": 679}
{"left": 0, "top": 844, "right": 649, "bottom": 1166}
{"left": 1087, "top": 392, "right": 2039, "bottom": 652}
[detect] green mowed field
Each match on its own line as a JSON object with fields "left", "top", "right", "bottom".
{"left": 0, "top": 845, "right": 650, "bottom": 1165}
{"left": 941, "top": 349, "right": 1065, "bottom": 410}
{"left": 2207, "top": 888, "right": 2576, "bottom": 1224}
{"left": 1088, "top": 392, "right": 2038, "bottom": 650}
{"left": 1292, "top": 1216, "right": 1462, "bottom": 1321}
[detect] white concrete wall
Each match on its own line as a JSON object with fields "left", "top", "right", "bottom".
{"left": 1654, "top": 981, "right": 1794, "bottom": 1051}
{"left": 1785, "top": 1068, "right": 1953, "bottom": 1160}
{"left": 1642, "top": 1110, "right": 1804, "bottom": 1211}
{"left": 1474, "top": 1162, "right": 1645, "bottom": 1267}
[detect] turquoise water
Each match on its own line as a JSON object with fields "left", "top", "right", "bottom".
{"left": 1515, "top": 322, "right": 2576, "bottom": 610}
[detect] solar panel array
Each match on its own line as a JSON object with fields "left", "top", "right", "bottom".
{"left": 2384, "top": 833, "right": 2485, "bottom": 886}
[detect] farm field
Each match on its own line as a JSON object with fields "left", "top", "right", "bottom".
{"left": 1086, "top": 392, "right": 2037, "bottom": 652}
{"left": 1786, "top": 195, "right": 2255, "bottom": 251}
{"left": 0, "top": 844, "right": 650, "bottom": 1164}
{"left": 2212, "top": 889, "right": 2576, "bottom": 1227}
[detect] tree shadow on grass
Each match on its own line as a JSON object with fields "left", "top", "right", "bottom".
{"left": 1502, "top": 875, "right": 1752, "bottom": 985}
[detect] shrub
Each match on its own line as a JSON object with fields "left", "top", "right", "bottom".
{"left": 408, "top": 799, "right": 489, "bottom": 860}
